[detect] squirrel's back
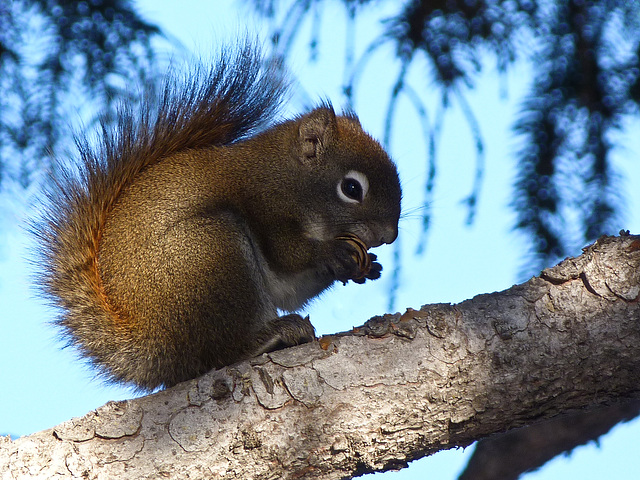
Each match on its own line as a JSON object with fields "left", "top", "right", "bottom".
{"left": 34, "top": 45, "right": 289, "bottom": 389}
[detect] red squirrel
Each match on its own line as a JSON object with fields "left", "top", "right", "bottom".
{"left": 34, "top": 45, "right": 401, "bottom": 391}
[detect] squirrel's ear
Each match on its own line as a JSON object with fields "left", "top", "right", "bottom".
{"left": 298, "top": 106, "right": 337, "bottom": 163}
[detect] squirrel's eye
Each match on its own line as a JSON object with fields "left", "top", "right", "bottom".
{"left": 342, "top": 178, "right": 362, "bottom": 201}
{"left": 337, "top": 170, "right": 369, "bottom": 204}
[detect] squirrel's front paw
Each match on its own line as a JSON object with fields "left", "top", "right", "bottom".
{"left": 331, "top": 234, "right": 380, "bottom": 284}
{"left": 351, "top": 253, "right": 382, "bottom": 284}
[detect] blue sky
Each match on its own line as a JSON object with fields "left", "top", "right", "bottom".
{"left": 1, "top": 1, "right": 639, "bottom": 478}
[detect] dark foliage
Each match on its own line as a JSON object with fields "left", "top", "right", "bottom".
{"left": 513, "top": 1, "right": 640, "bottom": 272}
{"left": 0, "top": 0, "right": 160, "bottom": 188}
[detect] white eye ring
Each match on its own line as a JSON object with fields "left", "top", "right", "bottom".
{"left": 337, "top": 170, "right": 369, "bottom": 204}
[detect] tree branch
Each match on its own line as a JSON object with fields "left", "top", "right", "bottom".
{"left": 2, "top": 234, "right": 640, "bottom": 479}
{"left": 459, "top": 399, "right": 640, "bottom": 480}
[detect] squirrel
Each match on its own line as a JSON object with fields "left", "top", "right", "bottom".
{"left": 34, "top": 44, "right": 401, "bottom": 391}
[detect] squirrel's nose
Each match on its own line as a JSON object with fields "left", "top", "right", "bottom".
{"left": 380, "top": 225, "right": 398, "bottom": 245}
{"left": 369, "top": 225, "right": 397, "bottom": 248}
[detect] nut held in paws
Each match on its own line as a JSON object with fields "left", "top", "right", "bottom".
{"left": 336, "top": 233, "right": 372, "bottom": 278}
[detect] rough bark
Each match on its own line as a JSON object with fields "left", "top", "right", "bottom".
{"left": 2, "top": 233, "right": 640, "bottom": 479}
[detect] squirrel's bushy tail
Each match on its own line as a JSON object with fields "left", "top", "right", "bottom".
{"left": 32, "top": 43, "right": 287, "bottom": 389}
